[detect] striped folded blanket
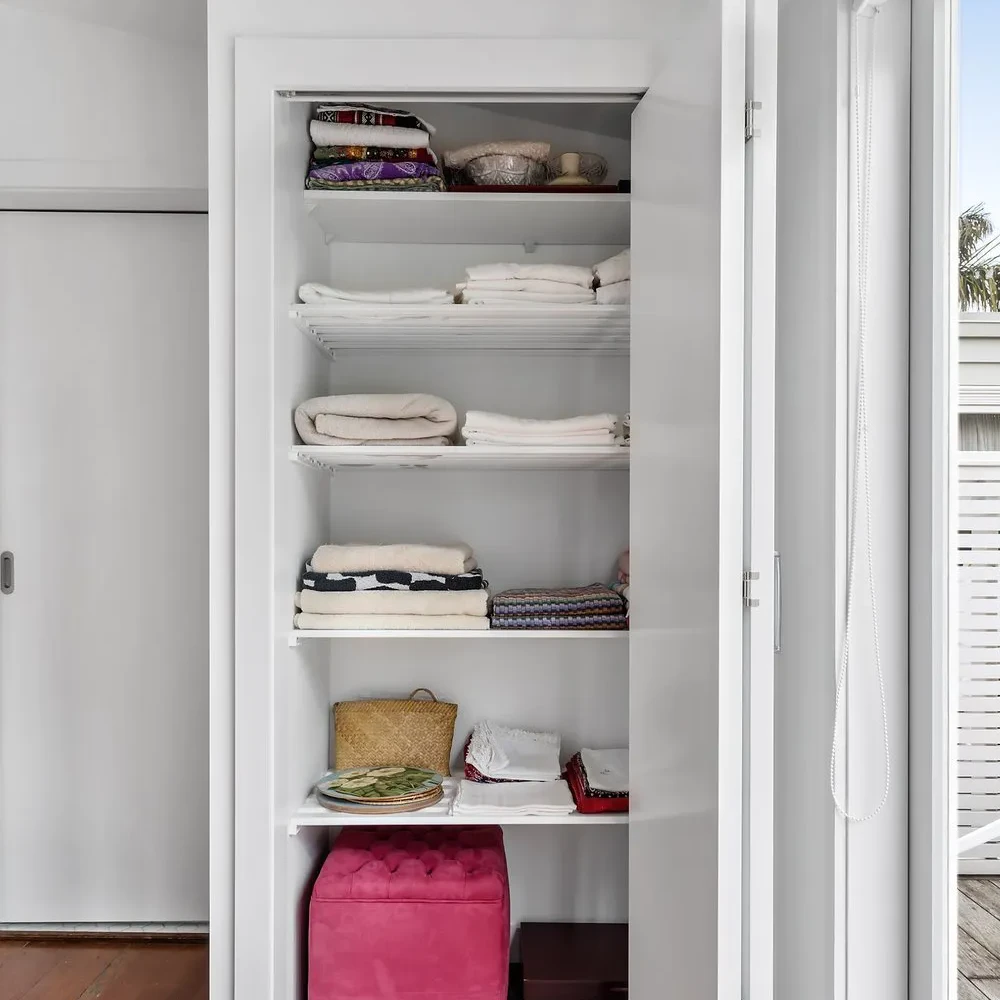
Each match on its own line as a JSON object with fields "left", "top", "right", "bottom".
{"left": 302, "top": 567, "right": 485, "bottom": 593}
{"left": 490, "top": 584, "right": 628, "bottom": 630}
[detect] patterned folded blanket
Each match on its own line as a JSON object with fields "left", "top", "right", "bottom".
{"left": 491, "top": 614, "right": 627, "bottom": 631}
{"left": 490, "top": 584, "right": 628, "bottom": 630}
{"left": 314, "top": 103, "right": 435, "bottom": 134}
{"left": 312, "top": 145, "right": 438, "bottom": 166}
{"left": 305, "top": 174, "right": 446, "bottom": 192}
{"left": 307, "top": 160, "right": 444, "bottom": 184}
{"left": 302, "top": 568, "right": 485, "bottom": 592}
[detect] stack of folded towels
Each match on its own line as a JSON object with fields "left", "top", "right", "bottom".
{"left": 454, "top": 720, "right": 576, "bottom": 817}
{"left": 294, "top": 543, "right": 490, "bottom": 630}
{"left": 461, "top": 410, "right": 622, "bottom": 448}
{"left": 593, "top": 248, "right": 630, "bottom": 304}
{"left": 306, "top": 103, "right": 445, "bottom": 192}
{"left": 457, "top": 263, "right": 596, "bottom": 306}
{"left": 298, "top": 283, "right": 454, "bottom": 307}
{"left": 294, "top": 393, "right": 458, "bottom": 446}
{"left": 564, "top": 748, "right": 629, "bottom": 814}
{"left": 612, "top": 549, "right": 630, "bottom": 617}
{"left": 491, "top": 584, "right": 628, "bottom": 631}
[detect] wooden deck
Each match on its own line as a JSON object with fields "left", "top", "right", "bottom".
{"left": 0, "top": 937, "right": 207, "bottom": 999}
{"left": 960, "top": 878, "right": 1000, "bottom": 999}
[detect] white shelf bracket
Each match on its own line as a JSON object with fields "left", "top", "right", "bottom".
{"left": 288, "top": 818, "right": 301, "bottom": 836}
{"left": 288, "top": 632, "right": 301, "bottom": 648}
{"left": 323, "top": 232, "right": 337, "bottom": 246}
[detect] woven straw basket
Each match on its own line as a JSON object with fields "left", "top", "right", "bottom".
{"left": 333, "top": 688, "right": 457, "bottom": 776}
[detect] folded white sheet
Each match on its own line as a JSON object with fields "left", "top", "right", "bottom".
{"left": 310, "top": 542, "right": 477, "bottom": 576}
{"left": 295, "top": 393, "right": 458, "bottom": 446}
{"left": 461, "top": 290, "right": 596, "bottom": 305}
{"left": 453, "top": 779, "right": 576, "bottom": 815}
{"left": 594, "top": 248, "right": 630, "bottom": 286}
{"left": 596, "top": 279, "right": 630, "bottom": 305}
{"left": 464, "top": 433, "right": 618, "bottom": 446}
{"left": 299, "top": 283, "right": 454, "bottom": 305}
{"left": 309, "top": 120, "right": 430, "bottom": 148}
{"left": 459, "top": 278, "right": 595, "bottom": 295}
{"left": 463, "top": 411, "right": 618, "bottom": 436}
{"left": 295, "top": 589, "right": 488, "bottom": 617}
{"left": 466, "top": 720, "right": 563, "bottom": 781}
{"left": 580, "top": 748, "right": 629, "bottom": 793}
{"left": 465, "top": 262, "right": 595, "bottom": 288}
{"left": 294, "top": 612, "right": 490, "bottom": 630}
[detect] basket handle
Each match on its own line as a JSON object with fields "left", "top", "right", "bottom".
{"left": 408, "top": 688, "right": 438, "bottom": 702}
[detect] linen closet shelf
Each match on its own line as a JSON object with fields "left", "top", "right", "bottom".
{"left": 287, "top": 628, "right": 628, "bottom": 645}
{"left": 289, "top": 445, "right": 630, "bottom": 473}
{"left": 289, "top": 304, "right": 630, "bottom": 358}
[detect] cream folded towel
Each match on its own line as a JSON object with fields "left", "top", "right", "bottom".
{"left": 461, "top": 290, "right": 596, "bottom": 305}
{"left": 460, "top": 278, "right": 596, "bottom": 295}
{"left": 293, "top": 612, "right": 490, "bottom": 631}
{"left": 464, "top": 433, "right": 618, "bottom": 446}
{"left": 465, "top": 262, "right": 595, "bottom": 288}
{"left": 596, "top": 280, "right": 630, "bottom": 305}
{"left": 295, "top": 589, "right": 488, "bottom": 617}
{"left": 463, "top": 411, "right": 618, "bottom": 436}
{"left": 453, "top": 779, "right": 576, "bottom": 815}
{"left": 295, "top": 394, "right": 458, "bottom": 446}
{"left": 299, "top": 283, "right": 454, "bottom": 306}
{"left": 309, "top": 120, "right": 430, "bottom": 149}
{"left": 594, "top": 248, "right": 630, "bottom": 286}
{"left": 310, "top": 542, "right": 477, "bottom": 575}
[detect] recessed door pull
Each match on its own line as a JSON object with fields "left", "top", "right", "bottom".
{"left": 1, "top": 551, "right": 14, "bottom": 595}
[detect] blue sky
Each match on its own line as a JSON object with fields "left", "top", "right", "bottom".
{"left": 960, "top": 0, "right": 1000, "bottom": 220}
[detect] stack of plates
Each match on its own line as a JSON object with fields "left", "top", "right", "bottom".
{"left": 315, "top": 766, "right": 444, "bottom": 815}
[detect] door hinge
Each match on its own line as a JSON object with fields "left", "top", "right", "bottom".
{"left": 745, "top": 100, "right": 762, "bottom": 142}
{"left": 743, "top": 570, "right": 760, "bottom": 608}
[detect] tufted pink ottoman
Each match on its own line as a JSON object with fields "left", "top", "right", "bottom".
{"left": 309, "top": 826, "right": 510, "bottom": 1000}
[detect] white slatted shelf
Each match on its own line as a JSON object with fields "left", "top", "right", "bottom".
{"left": 303, "top": 190, "right": 631, "bottom": 245}
{"left": 290, "top": 445, "right": 630, "bottom": 473}
{"left": 288, "top": 629, "right": 627, "bottom": 646}
{"left": 289, "top": 304, "right": 630, "bottom": 358}
{"left": 288, "top": 787, "right": 628, "bottom": 834}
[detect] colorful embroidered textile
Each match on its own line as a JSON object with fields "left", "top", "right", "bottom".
{"left": 305, "top": 175, "right": 446, "bottom": 192}
{"left": 307, "top": 160, "right": 444, "bottom": 184}
{"left": 312, "top": 145, "right": 437, "bottom": 165}
{"left": 490, "top": 584, "right": 628, "bottom": 630}
{"left": 302, "top": 568, "right": 486, "bottom": 593}
{"left": 314, "top": 103, "right": 435, "bottom": 134}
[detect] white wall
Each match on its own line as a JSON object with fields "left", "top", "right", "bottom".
{"left": 0, "top": 0, "right": 206, "bottom": 207}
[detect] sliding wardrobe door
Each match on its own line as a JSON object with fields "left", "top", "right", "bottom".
{"left": 629, "top": 1, "right": 749, "bottom": 995}
{"left": 0, "top": 212, "right": 208, "bottom": 922}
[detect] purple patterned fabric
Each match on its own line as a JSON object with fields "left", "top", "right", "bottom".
{"left": 307, "top": 160, "right": 443, "bottom": 183}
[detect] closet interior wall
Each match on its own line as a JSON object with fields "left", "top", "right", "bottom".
{"left": 271, "top": 96, "right": 633, "bottom": 992}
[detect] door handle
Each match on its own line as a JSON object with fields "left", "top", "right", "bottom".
{"left": 773, "top": 551, "right": 781, "bottom": 652}
{"left": 1, "top": 551, "right": 13, "bottom": 595}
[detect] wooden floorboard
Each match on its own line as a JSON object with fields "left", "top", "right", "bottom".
{"left": 961, "top": 927, "right": 1000, "bottom": 979}
{"left": 964, "top": 880, "right": 1000, "bottom": 922}
{"left": 961, "top": 974, "right": 991, "bottom": 1000}
{"left": 0, "top": 938, "right": 207, "bottom": 999}
{"left": 974, "top": 981, "right": 1000, "bottom": 1000}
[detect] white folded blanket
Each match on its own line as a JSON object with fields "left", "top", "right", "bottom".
{"left": 460, "top": 278, "right": 596, "bottom": 295}
{"left": 454, "top": 779, "right": 576, "bottom": 815}
{"left": 299, "top": 283, "right": 454, "bottom": 306}
{"left": 596, "top": 280, "right": 630, "bottom": 305}
{"left": 295, "top": 589, "right": 488, "bottom": 617}
{"left": 463, "top": 411, "right": 618, "bottom": 436}
{"left": 461, "top": 290, "right": 596, "bottom": 305}
{"left": 310, "top": 542, "right": 477, "bottom": 575}
{"left": 465, "top": 263, "right": 595, "bottom": 288}
{"left": 594, "top": 248, "right": 630, "bottom": 286}
{"left": 467, "top": 720, "right": 563, "bottom": 781}
{"left": 294, "top": 612, "right": 490, "bottom": 630}
{"left": 464, "top": 433, "right": 618, "bottom": 446}
{"left": 309, "top": 120, "right": 430, "bottom": 149}
{"left": 295, "top": 394, "right": 458, "bottom": 446}
{"left": 580, "top": 748, "right": 629, "bottom": 793}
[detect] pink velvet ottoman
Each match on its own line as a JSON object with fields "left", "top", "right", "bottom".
{"left": 309, "top": 826, "right": 510, "bottom": 1000}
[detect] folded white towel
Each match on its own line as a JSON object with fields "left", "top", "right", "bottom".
{"left": 463, "top": 411, "right": 618, "bottom": 436}
{"left": 580, "top": 748, "right": 629, "bottom": 793}
{"left": 295, "top": 589, "right": 488, "bottom": 617}
{"left": 465, "top": 263, "right": 595, "bottom": 288}
{"left": 299, "top": 284, "right": 454, "bottom": 306}
{"left": 294, "top": 612, "right": 490, "bottom": 631}
{"left": 460, "top": 278, "right": 597, "bottom": 295}
{"left": 295, "top": 393, "right": 458, "bottom": 446}
{"left": 310, "top": 542, "right": 477, "bottom": 576}
{"left": 466, "top": 720, "right": 562, "bottom": 781}
{"left": 596, "top": 279, "right": 630, "bottom": 305}
{"left": 461, "top": 290, "right": 596, "bottom": 305}
{"left": 464, "top": 433, "right": 619, "bottom": 447}
{"left": 454, "top": 779, "right": 576, "bottom": 815}
{"left": 594, "top": 248, "right": 630, "bottom": 286}
{"left": 309, "top": 120, "right": 430, "bottom": 149}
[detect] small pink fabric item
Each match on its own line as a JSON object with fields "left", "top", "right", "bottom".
{"left": 309, "top": 826, "right": 510, "bottom": 1000}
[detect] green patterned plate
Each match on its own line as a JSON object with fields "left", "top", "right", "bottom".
{"left": 315, "top": 766, "right": 444, "bottom": 803}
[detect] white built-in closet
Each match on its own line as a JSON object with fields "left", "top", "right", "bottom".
{"left": 231, "top": 31, "right": 775, "bottom": 1000}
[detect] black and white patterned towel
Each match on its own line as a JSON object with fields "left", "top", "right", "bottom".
{"left": 301, "top": 566, "right": 486, "bottom": 593}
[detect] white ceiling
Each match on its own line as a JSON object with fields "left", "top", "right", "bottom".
{"left": 0, "top": 0, "right": 205, "bottom": 44}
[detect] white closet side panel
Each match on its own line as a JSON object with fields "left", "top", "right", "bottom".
{"left": 629, "top": 3, "right": 747, "bottom": 998}
{"left": 0, "top": 212, "right": 208, "bottom": 922}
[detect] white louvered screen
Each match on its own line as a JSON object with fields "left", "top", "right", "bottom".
{"left": 959, "top": 456, "right": 1000, "bottom": 873}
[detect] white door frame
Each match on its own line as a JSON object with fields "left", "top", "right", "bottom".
{"left": 909, "top": 0, "right": 959, "bottom": 998}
